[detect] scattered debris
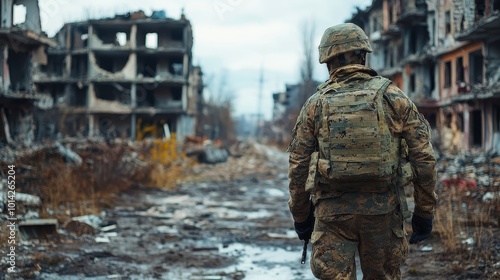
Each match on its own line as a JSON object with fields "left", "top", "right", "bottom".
{"left": 54, "top": 142, "right": 82, "bottom": 166}
{"left": 184, "top": 137, "right": 229, "bottom": 163}
{"left": 420, "top": 246, "right": 433, "bottom": 252}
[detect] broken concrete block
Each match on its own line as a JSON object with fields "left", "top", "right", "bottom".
{"left": 18, "top": 219, "right": 59, "bottom": 241}
{"left": 62, "top": 214, "right": 104, "bottom": 236}
{"left": 55, "top": 142, "right": 82, "bottom": 165}
{"left": 63, "top": 219, "right": 97, "bottom": 236}
{"left": 15, "top": 193, "right": 42, "bottom": 207}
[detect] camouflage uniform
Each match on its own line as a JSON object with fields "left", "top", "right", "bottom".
{"left": 288, "top": 24, "right": 437, "bottom": 279}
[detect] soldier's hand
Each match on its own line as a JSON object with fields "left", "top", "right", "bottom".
{"left": 409, "top": 215, "right": 433, "bottom": 244}
{"left": 294, "top": 203, "right": 315, "bottom": 240}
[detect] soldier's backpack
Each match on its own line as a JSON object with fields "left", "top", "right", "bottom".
{"left": 315, "top": 76, "right": 399, "bottom": 188}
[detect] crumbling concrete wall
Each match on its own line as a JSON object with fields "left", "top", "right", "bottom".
{"left": 463, "top": 0, "right": 476, "bottom": 28}
{"left": 88, "top": 85, "right": 132, "bottom": 114}
{"left": 176, "top": 115, "right": 195, "bottom": 142}
{"left": 8, "top": 49, "right": 32, "bottom": 91}
{"left": 88, "top": 52, "right": 136, "bottom": 80}
{"left": 4, "top": 106, "right": 35, "bottom": 144}
{"left": 33, "top": 13, "right": 201, "bottom": 142}
{"left": 453, "top": 0, "right": 465, "bottom": 33}
{"left": 486, "top": 39, "right": 500, "bottom": 85}
{"left": 14, "top": 0, "right": 41, "bottom": 33}
{"left": 0, "top": 45, "right": 10, "bottom": 92}
{"left": 89, "top": 25, "right": 136, "bottom": 49}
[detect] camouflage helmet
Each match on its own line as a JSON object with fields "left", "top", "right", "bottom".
{"left": 318, "top": 23, "right": 372, "bottom": 64}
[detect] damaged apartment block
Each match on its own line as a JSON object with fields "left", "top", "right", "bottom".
{"left": 349, "top": 0, "right": 500, "bottom": 153}
{"left": 0, "top": 0, "right": 56, "bottom": 145}
{"left": 33, "top": 10, "right": 203, "bottom": 141}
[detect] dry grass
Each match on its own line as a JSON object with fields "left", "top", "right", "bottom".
{"left": 147, "top": 162, "right": 187, "bottom": 190}
{"left": 434, "top": 186, "right": 499, "bottom": 270}
{"left": 14, "top": 139, "right": 186, "bottom": 221}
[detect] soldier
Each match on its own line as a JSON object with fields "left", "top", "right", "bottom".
{"left": 287, "top": 23, "right": 438, "bottom": 279}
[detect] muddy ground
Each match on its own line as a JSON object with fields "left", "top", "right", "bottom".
{"left": 2, "top": 143, "right": 499, "bottom": 279}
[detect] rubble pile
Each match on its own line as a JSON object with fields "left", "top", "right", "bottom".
{"left": 0, "top": 139, "right": 153, "bottom": 225}
{"left": 183, "top": 141, "right": 287, "bottom": 183}
{"left": 0, "top": 139, "right": 280, "bottom": 227}
{"left": 437, "top": 152, "right": 500, "bottom": 199}
{"left": 435, "top": 151, "right": 500, "bottom": 239}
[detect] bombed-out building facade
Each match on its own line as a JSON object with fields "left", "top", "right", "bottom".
{"left": 33, "top": 10, "right": 203, "bottom": 142}
{"left": 349, "top": 0, "right": 500, "bottom": 153}
{"left": 0, "top": 0, "right": 56, "bottom": 145}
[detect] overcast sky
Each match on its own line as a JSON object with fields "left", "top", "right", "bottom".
{"left": 36, "top": 0, "right": 372, "bottom": 120}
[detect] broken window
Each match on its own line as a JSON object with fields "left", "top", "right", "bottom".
{"left": 475, "top": 0, "right": 485, "bottom": 21}
{"left": 72, "top": 86, "right": 87, "bottom": 106}
{"left": 72, "top": 26, "right": 89, "bottom": 49}
{"left": 494, "top": 0, "right": 500, "bottom": 11}
{"left": 427, "top": 11, "right": 436, "bottom": 46}
{"left": 444, "top": 61, "right": 452, "bottom": 88}
{"left": 136, "top": 85, "right": 155, "bottom": 107}
{"left": 409, "top": 29, "right": 417, "bottom": 54}
{"left": 71, "top": 54, "right": 88, "bottom": 79}
{"left": 456, "top": 57, "right": 464, "bottom": 83}
{"left": 372, "top": 16, "right": 379, "bottom": 32}
{"left": 40, "top": 84, "right": 86, "bottom": 106}
{"left": 427, "top": 113, "right": 437, "bottom": 129}
{"left": 457, "top": 112, "right": 464, "bottom": 132}
{"left": 37, "top": 84, "right": 66, "bottom": 105}
{"left": 469, "top": 50, "right": 484, "bottom": 85}
{"left": 13, "top": 4, "right": 27, "bottom": 25}
{"left": 445, "top": 11, "right": 451, "bottom": 35}
{"left": 172, "top": 63, "right": 183, "bottom": 76}
{"left": 495, "top": 105, "right": 500, "bottom": 132}
{"left": 93, "top": 25, "right": 131, "bottom": 47}
{"left": 428, "top": 64, "right": 435, "bottom": 93}
{"left": 116, "top": 32, "right": 127, "bottom": 46}
{"left": 154, "top": 86, "right": 182, "bottom": 108}
{"left": 95, "top": 84, "right": 131, "bottom": 105}
{"left": 471, "top": 110, "right": 482, "bottom": 147}
{"left": 139, "top": 56, "right": 157, "bottom": 77}
{"left": 389, "top": 5, "right": 393, "bottom": 24}
{"left": 94, "top": 53, "right": 129, "bottom": 73}
{"left": 8, "top": 50, "right": 31, "bottom": 92}
{"left": 171, "top": 29, "right": 183, "bottom": 41}
{"left": 410, "top": 74, "right": 416, "bottom": 93}
{"left": 146, "top": 33, "right": 158, "bottom": 49}
{"left": 40, "top": 54, "right": 65, "bottom": 77}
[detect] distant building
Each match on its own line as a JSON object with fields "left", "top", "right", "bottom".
{"left": 348, "top": 0, "right": 500, "bottom": 152}
{"left": 0, "top": 0, "right": 56, "bottom": 145}
{"left": 271, "top": 81, "right": 320, "bottom": 145}
{"left": 33, "top": 10, "right": 203, "bottom": 141}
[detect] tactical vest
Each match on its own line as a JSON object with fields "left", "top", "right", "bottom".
{"left": 316, "top": 76, "right": 399, "bottom": 187}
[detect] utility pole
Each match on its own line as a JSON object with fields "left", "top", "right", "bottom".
{"left": 256, "top": 66, "right": 264, "bottom": 140}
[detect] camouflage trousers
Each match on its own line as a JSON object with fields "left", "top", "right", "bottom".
{"left": 310, "top": 208, "right": 408, "bottom": 280}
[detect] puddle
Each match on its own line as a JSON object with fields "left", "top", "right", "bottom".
{"left": 220, "top": 243, "right": 316, "bottom": 280}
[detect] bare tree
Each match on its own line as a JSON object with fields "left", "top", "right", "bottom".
{"left": 299, "top": 19, "right": 316, "bottom": 106}
{"left": 280, "top": 19, "right": 317, "bottom": 146}
{"left": 198, "top": 70, "right": 236, "bottom": 143}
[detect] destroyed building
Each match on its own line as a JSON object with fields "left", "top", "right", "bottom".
{"left": 33, "top": 10, "right": 203, "bottom": 141}
{"left": 271, "top": 81, "right": 321, "bottom": 144}
{"left": 348, "top": 0, "right": 500, "bottom": 153}
{"left": 0, "top": 0, "right": 56, "bottom": 145}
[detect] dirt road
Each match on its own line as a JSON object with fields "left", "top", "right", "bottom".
{"left": 5, "top": 144, "right": 320, "bottom": 279}
{"left": 4, "top": 143, "right": 491, "bottom": 279}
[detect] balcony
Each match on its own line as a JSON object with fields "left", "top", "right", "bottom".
{"left": 456, "top": 12, "right": 500, "bottom": 41}
{"left": 396, "top": 0, "right": 427, "bottom": 25}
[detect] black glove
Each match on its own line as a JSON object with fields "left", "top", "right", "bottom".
{"left": 294, "top": 203, "right": 315, "bottom": 241}
{"left": 409, "top": 215, "right": 433, "bottom": 244}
